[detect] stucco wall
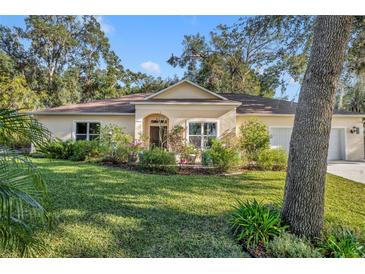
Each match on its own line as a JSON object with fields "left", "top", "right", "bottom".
{"left": 236, "top": 115, "right": 364, "bottom": 161}
{"left": 34, "top": 114, "right": 135, "bottom": 141}
{"left": 135, "top": 104, "right": 237, "bottom": 140}
{"left": 34, "top": 111, "right": 364, "bottom": 161}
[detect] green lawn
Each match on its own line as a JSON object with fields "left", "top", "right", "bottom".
{"left": 2, "top": 158, "right": 365, "bottom": 257}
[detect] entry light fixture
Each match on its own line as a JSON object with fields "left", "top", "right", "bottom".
{"left": 350, "top": 126, "right": 360, "bottom": 134}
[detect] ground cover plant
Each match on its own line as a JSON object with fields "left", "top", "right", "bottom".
{"left": 267, "top": 233, "right": 322, "bottom": 258}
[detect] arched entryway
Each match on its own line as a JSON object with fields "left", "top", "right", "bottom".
{"left": 143, "top": 114, "right": 169, "bottom": 148}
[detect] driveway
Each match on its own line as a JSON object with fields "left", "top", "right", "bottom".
{"left": 327, "top": 161, "right": 365, "bottom": 184}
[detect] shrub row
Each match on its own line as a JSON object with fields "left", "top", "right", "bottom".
{"left": 40, "top": 139, "right": 106, "bottom": 161}
{"left": 37, "top": 120, "right": 289, "bottom": 173}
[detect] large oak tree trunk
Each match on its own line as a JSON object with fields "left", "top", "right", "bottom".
{"left": 282, "top": 16, "right": 352, "bottom": 238}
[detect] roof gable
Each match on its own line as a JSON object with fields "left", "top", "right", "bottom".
{"left": 145, "top": 80, "right": 227, "bottom": 100}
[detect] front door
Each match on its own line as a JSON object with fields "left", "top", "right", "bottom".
{"left": 150, "top": 126, "right": 167, "bottom": 148}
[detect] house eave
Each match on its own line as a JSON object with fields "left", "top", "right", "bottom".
{"left": 131, "top": 101, "right": 241, "bottom": 106}
{"left": 30, "top": 112, "right": 135, "bottom": 116}
{"left": 236, "top": 113, "right": 365, "bottom": 117}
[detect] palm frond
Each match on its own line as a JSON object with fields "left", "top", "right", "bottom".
{"left": 0, "top": 148, "right": 48, "bottom": 256}
{"left": 0, "top": 109, "right": 51, "bottom": 148}
{"left": 0, "top": 218, "right": 47, "bottom": 257}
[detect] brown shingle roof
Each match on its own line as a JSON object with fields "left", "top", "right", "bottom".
{"left": 33, "top": 92, "right": 363, "bottom": 116}
{"left": 35, "top": 93, "right": 150, "bottom": 114}
{"left": 219, "top": 93, "right": 362, "bottom": 115}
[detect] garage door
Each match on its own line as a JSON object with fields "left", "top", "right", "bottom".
{"left": 328, "top": 128, "right": 345, "bottom": 160}
{"left": 270, "top": 127, "right": 345, "bottom": 161}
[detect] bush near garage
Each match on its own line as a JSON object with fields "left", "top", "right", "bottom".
{"left": 238, "top": 119, "right": 270, "bottom": 161}
{"left": 203, "top": 139, "right": 241, "bottom": 172}
{"left": 257, "top": 148, "right": 288, "bottom": 171}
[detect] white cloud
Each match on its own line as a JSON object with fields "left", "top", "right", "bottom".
{"left": 140, "top": 61, "right": 161, "bottom": 74}
{"left": 96, "top": 16, "right": 115, "bottom": 34}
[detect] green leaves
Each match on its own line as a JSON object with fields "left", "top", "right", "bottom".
{"left": 0, "top": 149, "right": 48, "bottom": 256}
{"left": 0, "top": 109, "right": 49, "bottom": 256}
{"left": 238, "top": 119, "right": 270, "bottom": 161}
{"left": 257, "top": 148, "right": 288, "bottom": 171}
{"left": 204, "top": 139, "right": 240, "bottom": 172}
{"left": 229, "top": 199, "right": 287, "bottom": 248}
{"left": 0, "top": 16, "right": 127, "bottom": 108}
{"left": 267, "top": 233, "right": 322, "bottom": 258}
{"left": 139, "top": 147, "right": 177, "bottom": 174}
{"left": 169, "top": 16, "right": 315, "bottom": 96}
{"left": 0, "top": 108, "right": 50, "bottom": 148}
{"left": 320, "top": 227, "right": 365, "bottom": 258}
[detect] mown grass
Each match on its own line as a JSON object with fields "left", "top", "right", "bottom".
{"left": 1, "top": 158, "right": 365, "bottom": 257}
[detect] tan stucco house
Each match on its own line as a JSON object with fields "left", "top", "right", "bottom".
{"left": 32, "top": 80, "right": 365, "bottom": 161}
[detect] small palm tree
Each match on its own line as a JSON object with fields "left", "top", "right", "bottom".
{"left": 0, "top": 109, "right": 50, "bottom": 256}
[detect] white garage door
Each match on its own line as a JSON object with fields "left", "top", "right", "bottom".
{"left": 270, "top": 127, "right": 345, "bottom": 161}
{"left": 328, "top": 128, "right": 345, "bottom": 160}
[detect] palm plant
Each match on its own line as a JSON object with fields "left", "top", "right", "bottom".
{"left": 0, "top": 109, "right": 50, "bottom": 256}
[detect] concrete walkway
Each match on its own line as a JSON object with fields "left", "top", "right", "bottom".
{"left": 327, "top": 161, "right": 365, "bottom": 184}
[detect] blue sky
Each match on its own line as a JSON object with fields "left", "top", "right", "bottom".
{"left": 0, "top": 15, "right": 300, "bottom": 100}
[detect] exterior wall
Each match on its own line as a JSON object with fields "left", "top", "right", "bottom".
{"left": 33, "top": 114, "right": 135, "bottom": 141}
{"left": 135, "top": 104, "right": 237, "bottom": 141}
{"left": 152, "top": 82, "right": 219, "bottom": 100}
{"left": 33, "top": 111, "right": 364, "bottom": 161}
{"left": 236, "top": 115, "right": 364, "bottom": 161}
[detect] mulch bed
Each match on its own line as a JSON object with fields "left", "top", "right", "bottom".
{"left": 237, "top": 238, "right": 270, "bottom": 258}
{"left": 246, "top": 242, "right": 270, "bottom": 258}
{"left": 98, "top": 160, "right": 249, "bottom": 176}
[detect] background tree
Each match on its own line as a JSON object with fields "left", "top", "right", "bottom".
{"left": 0, "top": 52, "right": 42, "bottom": 110}
{"left": 282, "top": 16, "right": 352, "bottom": 238}
{"left": 338, "top": 17, "right": 365, "bottom": 113}
{"left": 123, "top": 71, "right": 179, "bottom": 94}
{"left": 1, "top": 16, "right": 363, "bottom": 110}
{"left": 0, "top": 16, "right": 176, "bottom": 109}
{"left": 168, "top": 16, "right": 314, "bottom": 97}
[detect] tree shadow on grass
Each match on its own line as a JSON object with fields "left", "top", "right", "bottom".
{"left": 35, "top": 159, "right": 284, "bottom": 257}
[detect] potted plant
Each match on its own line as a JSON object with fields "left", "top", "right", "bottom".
{"left": 181, "top": 144, "right": 198, "bottom": 164}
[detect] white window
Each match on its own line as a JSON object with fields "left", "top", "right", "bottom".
{"left": 75, "top": 122, "right": 100, "bottom": 141}
{"left": 188, "top": 122, "right": 217, "bottom": 149}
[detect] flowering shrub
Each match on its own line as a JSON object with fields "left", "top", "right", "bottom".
{"left": 168, "top": 125, "right": 185, "bottom": 153}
